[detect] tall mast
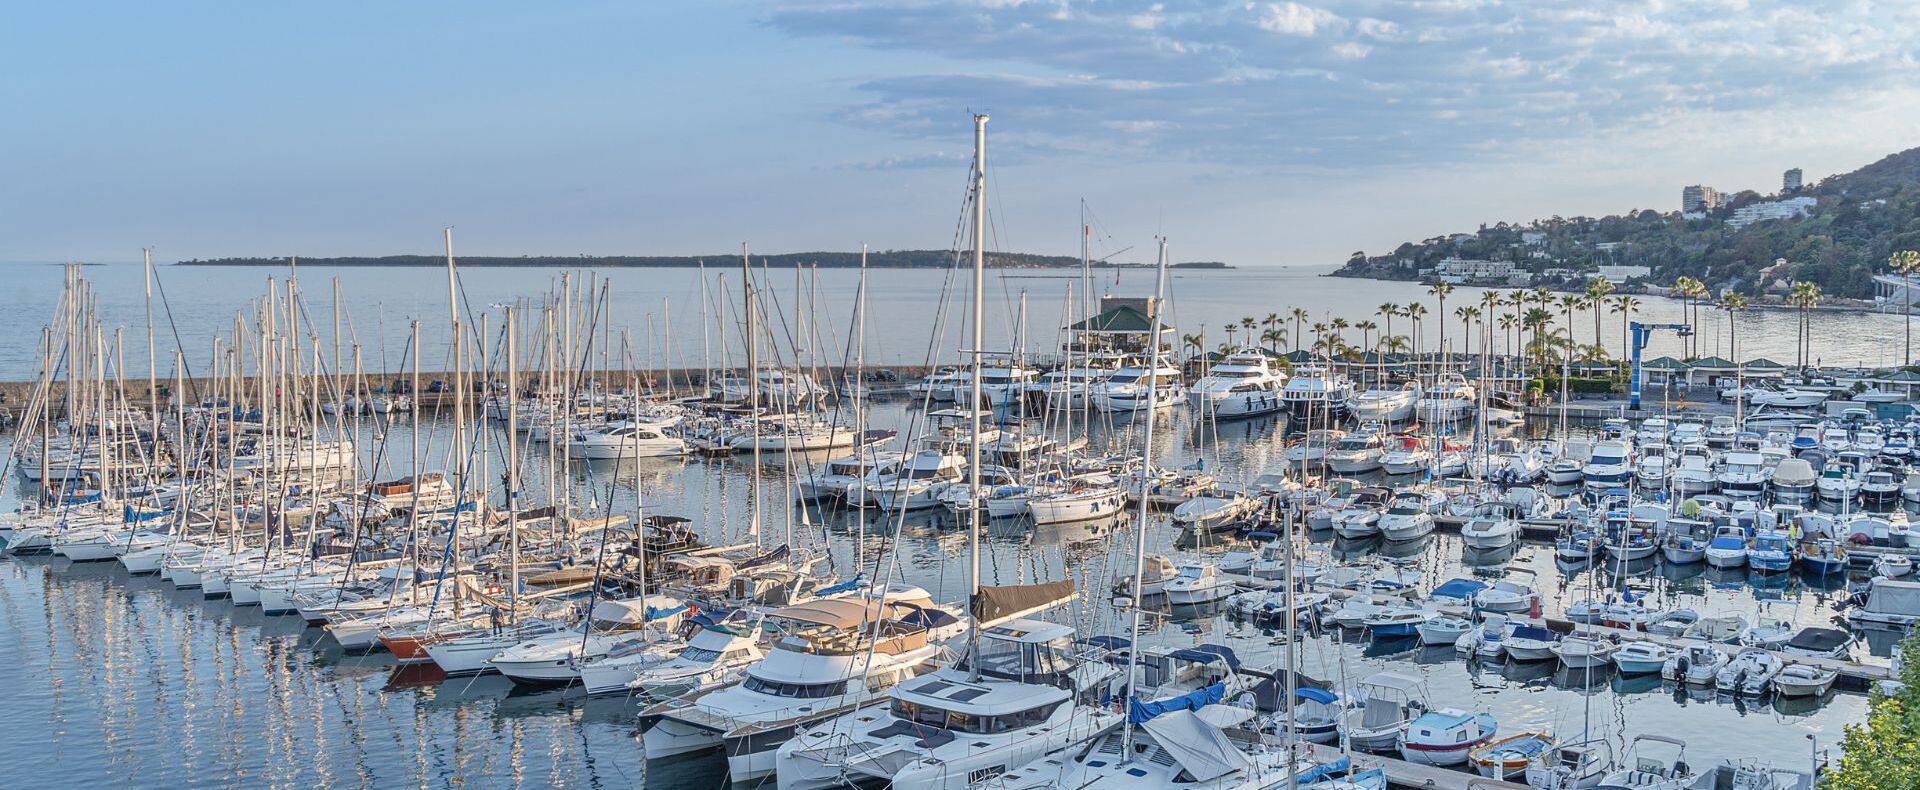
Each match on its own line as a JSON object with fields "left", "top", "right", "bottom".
{"left": 855, "top": 244, "right": 869, "bottom": 564}
{"left": 443, "top": 228, "right": 465, "bottom": 518}
{"left": 143, "top": 248, "right": 158, "bottom": 450}
{"left": 505, "top": 306, "right": 521, "bottom": 610}
{"left": 966, "top": 113, "right": 988, "bottom": 678}
{"left": 1123, "top": 236, "right": 1172, "bottom": 754}
{"left": 742, "top": 244, "right": 761, "bottom": 543}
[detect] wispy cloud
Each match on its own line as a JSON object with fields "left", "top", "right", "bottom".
{"left": 767, "top": 0, "right": 1920, "bottom": 169}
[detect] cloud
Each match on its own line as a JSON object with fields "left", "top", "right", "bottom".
{"left": 767, "top": 0, "right": 1920, "bottom": 171}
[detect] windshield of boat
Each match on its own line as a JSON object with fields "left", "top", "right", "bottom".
{"left": 742, "top": 675, "right": 847, "bottom": 698}
{"left": 889, "top": 697, "right": 1064, "bottom": 735}
{"left": 1590, "top": 452, "right": 1626, "bottom": 465}
{"left": 962, "top": 634, "right": 1076, "bottom": 682}
{"left": 1210, "top": 369, "right": 1260, "bottom": 379}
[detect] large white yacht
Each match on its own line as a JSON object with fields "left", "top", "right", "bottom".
{"left": 1416, "top": 373, "right": 1477, "bottom": 422}
{"left": 1280, "top": 365, "right": 1354, "bottom": 418}
{"left": 1090, "top": 360, "right": 1183, "bottom": 413}
{"left": 1186, "top": 350, "right": 1288, "bottom": 419}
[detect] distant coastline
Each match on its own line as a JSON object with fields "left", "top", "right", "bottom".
{"left": 175, "top": 252, "right": 1231, "bottom": 270}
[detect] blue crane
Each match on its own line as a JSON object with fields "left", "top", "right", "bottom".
{"left": 1628, "top": 320, "right": 1693, "bottom": 409}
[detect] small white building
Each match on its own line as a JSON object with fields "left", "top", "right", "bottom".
{"left": 1597, "top": 265, "right": 1652, "bottom": 281}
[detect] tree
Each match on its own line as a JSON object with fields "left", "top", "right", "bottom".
{"left": 1428, "top": 282, "right": 1455, "bottom": 360}
{"left": 1289, "top": 307, "right": 1309, "bottom": 353}
{"left": 1406, "top": 302, "right": 1428, "bottom": 359}
{"left": 1260, "top": 328, "right": 1286, "bottom": 353}
{"left": 1376, "top": 303, "right": 1398, "bottom": 350}
{"left": 1498, "top": 313, "right": 1517, "bottom": 360}
{"left": 1825, "top": 633, "right": 1920, "bottom": 789}
{"left": 1891, "top": 250, "right": 1920, "bottom": 365}
{"left": 1456, "top": 306, "right": 1480, "bottom": 361}
{"left": 1611, "top": 295, "right": 1639, "bottom": 365}
{"left": 1789, "top": 281, "right": 1824, "bottom": 369}
{"left": 1720, "top": 292, "right": 1748, "bottom": 363}
{"left": 1355, "top": 320, "right": 1379, "bottom": 353}
{"left": 1672, "top": 276, "right": 1704, "bottom": 359}
{"left": 1584, "top": 276, "right": 1615, "bottom": 351}
{"left": 1181, "top": 332, "right": 1207, "bottom": 358}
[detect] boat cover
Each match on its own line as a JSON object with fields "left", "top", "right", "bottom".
{"left": 1129, "top": 680, "right": 1227, "bottom": 723}
{"left": 1786, "top": 627, "right": 1851, "bottom": 652}
{"left": 1138, "top": 708, "right": 1250, "bottom": 782}
{"left": 590, "top": 595, "right": 686, "bottom": 625}
{"left": 1866, "top": 580, "right": 1920, "bottom": 615}
{"left": 970, "top": 580, "right": 1075, "bottom": 623}
{"left": 1170, "top": 643, "right": 1242, "bottom": 670}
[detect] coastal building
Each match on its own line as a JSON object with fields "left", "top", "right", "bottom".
{"left": 1065, "top": 295, "right": 1174, "bottom": 353}
{"left": 1783, "top": 168, "right": 1803, "bottom": 192}
{"left": 1727, "top": 196, "right": 1816, "bottom": 229}
{"left": 1596, "top": 265, "right": 1651, "bottom": 281}
{"left": 1682, "top": 185, "right": 1721, "bottom": 213}
{"left": 1426, "top": 258, "right": 1515, "bottom": 284}
{"left": 1520, "top": 231, "right": 1546, "bottom": 246}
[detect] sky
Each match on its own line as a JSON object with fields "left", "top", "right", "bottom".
{"left": 5, "top": 0, "right": 1920, "bottom": 268}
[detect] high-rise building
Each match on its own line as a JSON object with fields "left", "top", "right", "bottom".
{"left": 1783, "top": 168, "right": 1803, "bottom": 193}
{"left": 1682, "top": 185, "right": 1722, "bottom": 213}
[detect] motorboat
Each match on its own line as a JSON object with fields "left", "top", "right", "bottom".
{"left": 1416, "top": 373, "right": 1477, "bottom": 422}
{"left": 1525, "top": 738, "right": 1613, "bottom": 790}
{"left": 1417, "top": 615, "right": 1474, "bottom": 646}
{"left": 1633, "top": 443, "right": 1674, "bottom": 491}
{"left": 1377, "top": 490, "right": 1441, "bottom": 541}
{"left": 1645, "top": 609, "right": 1699, "bottom": 638}
{"left": 1741, "top": 616, "right": 1795, "bottom": 650}
{"left": 1750, "top": 387, "right": 1828, "bottom": 409}
{"left": 1026, "top": 479, "right": 1127, "bottom": 525}
{"left": 1581, "top": 440, "right": 1635, "bottom": 492}
{"left": 1596, "top": 735, "right": 1693, "bottom": 790}
{"left": 1611, "top": 640, "right": 1673, "bottom": 675}
{"left": 797, "top": 450, "right": 905, "bottom": 501}
{"left": 1797, "top": 538, "right": 1849, "bottom": 576}
{"left": 1341, "top": 672, "right": 1427, "bottom": 751}
{"left": 1637, "top": 417, "right": 1671, "bottom": 446}
{"left": 1089, "top": 360, "right": 1182, "bottom": 413}
{"left": 1660, "top": 519, "right": 1709, "bottom": 565}
{"left": 1702, "top": 524, "right": 1749, "bottom": 569}
{"left": 1170, "top": 490, "right": 1261, "bottom": 532}
{"left": 1349, "top": 380, "right": 1422, "bottom": 423}
{"left": 1714, "top": 647, "right": 1783, "bottom": 696}
{"left": 580, "top": 617, "right": 763, "bottom": 699}
{"left": 1549, "top": 438, "right": 1594, "bottom": 486}
{"left": 1163, "top": 560, "right": 1236, "bottom": 605}
{"left": 1399, "top": 709, "right": 1498, "bottom": 767}
{"left": 1863, "top": 468, "right": 1904, "bottom": 509}
{"left": 1746, "top": 530, "right": 1794, "bottom": 573}
{"left": 1282, "top": 365, "right": 1355, "bottom": 418}
{"left": 1715, "top": 451, "right": 1770, "bottom": 499}
{"left": 1552, "top": 632, "right": 1618, "bottom": 670}
{"left": 1364, "top": 607, "right": 1435, "bottom": 639}
{"left": 1469, "top": 732, "right": 1556, "bottom": 782}
{"left": 1780, "top": 626, "right": 1853, "bottom": 659}
{"left": 1772, "top": 663, "right": 1839, "bottom": 697}
{"left": 1875, "top": 553, "right": 1914, "bottom": 578}
{"left": 1661, "top": 641, "right": 1729, "bottom": 685}
{"left": 977, "top": 365, "right": 1041, "bottom": 406}
{"left": 1473, "top": 572, "right": 1538, "bottom": 614}
{"left": 1460, "top": 501, "right": 1523, "bottom": 550}
{"left": 1328, "top": 487, "right": 1391, "bottom": 539}
{"left": 1680, "top": 614, "right": 1748, "bottom": 644}
{"left": 1502, "top": 625, "right": 1560, "bottom": 662}
{"left": 1284, "top": 429, "right": 1347, "bottom": 466}
{"left": 1186, "top": 350, "right": 1288, "bottom": 419}
{"left": 1671, "top": 446, "right": 1717, "bottom": 495}
{"left": 1325, "top": 431, "right": 1387, "bottom": 474}
{"left": 1379, "top": 434, "right": 1434, "bottom": 476}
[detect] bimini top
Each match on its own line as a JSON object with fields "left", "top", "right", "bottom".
{"left": 769, "top": 598, "right": 889, "bottom": 630}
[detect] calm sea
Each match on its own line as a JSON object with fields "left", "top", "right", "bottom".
{"left": 0, "top": 262, "right": 1904, "bottom": 381}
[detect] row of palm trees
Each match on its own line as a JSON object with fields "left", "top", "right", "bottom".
{"left": 1179, "top": 264, "right": 1893, "bottom": 374}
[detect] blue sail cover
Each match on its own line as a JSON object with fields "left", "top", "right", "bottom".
{"left": 1291, "top": 756, "right": 1350, "bottom": 785}
{"left": 1127, "top": 681, "right": 1227, "bottom": 723}
{"left": 1171, "top": 644, "right": 1242, "bottom": 670}
{"left": 1294, "top": 687, "right": 1338, "bottom": 705}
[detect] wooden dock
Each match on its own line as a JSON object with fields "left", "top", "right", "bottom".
{"left": 1514, "top": 615, "right": 1891, "bottom": 691}
{"left": 1298, "top": 743, "right": 1528, "bottom": 790}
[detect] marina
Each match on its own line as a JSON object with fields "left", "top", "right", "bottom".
{"left": 0, "top": 127, "right": 1899, "bottom": 790}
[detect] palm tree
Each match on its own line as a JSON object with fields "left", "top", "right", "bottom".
{"left": 1382, "top": 335, "right": 1411, "bottom": 354}
{"left": 1455, "top": 305, "right": 1480, "bottom": 362}
{"left": 1405, "top": 302, "right": 1428, "bottom": 359}
{"left": 1585, "top": 276, "right": 1615, "bottom": 350}
{"left": 1428, "top": 282, "right": 1455, "bottom": 359}
{"left": 1310, "top": 322, "right": 1329, "bottom": 357}
{"left": 1611, "top": 295, "right": 1639, "bottom": 365}
{"left": 1891, "top": 251, "right": 1920, "bottom": 366}
{"left": 1376, "top": 303, "right": 1398, "bottom": 349}
{"left": 1355, "top": 320, "right": 1378, "bottom": 353}
{"left": 1239, "top": 316, "right": 1258, "bottom": 347}
{"left": 1260, "top": 328, "right": 1286, "bottom": 353}
{"left": 1788, "top": 281, "right": 1823, "bottom": 369}
{"left": 1523, "top": 307, "right": 1556, "bottom": 370}
{"left": 1558, "top": 294, "right": 1582, "bottom": 371}
{"left": 1264, "top": 311, "right": 1281, "bottom": 343}
{"left": 1181, "top": 331, "right": 1207, "bottom": 359}
{"left": 1672, "top": 276, "right": 1708, "bottom": 358}
{"left": 1720, "top": 291, "right": 1748, "bottom": 363}
{"left": 1289, "top": 307, "right": 1309, "bottom": 353}
{"left": 1498, "top": 313, "right": 1517, "bottom": 360}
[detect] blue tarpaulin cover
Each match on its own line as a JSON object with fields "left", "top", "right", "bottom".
{"left": 1128, "top": 681, "right": 1227, "bottom": 723}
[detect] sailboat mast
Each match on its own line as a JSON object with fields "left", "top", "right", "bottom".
{"left": 742, "top": 245, "right": 761, "bottom": 543}
{"left": 506, "top": 306, "right": 520, "bottom": 610}
{"left": 966, "top": 112, "right": 988, "bottom": 678}
{"left": 143, "top": 248, "right": 158, "bottom": 450}
{"left": 1122, "top": 236, "right": 1171, "bottom": 752}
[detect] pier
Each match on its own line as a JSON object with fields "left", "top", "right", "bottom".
{"left": 1297, "top": 743, "right": 1529, "bottom": 790}
{"left": 1518, "top": 615, "right": 1891, "bottom": 691}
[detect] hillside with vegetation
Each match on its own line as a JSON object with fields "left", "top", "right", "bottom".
{"left": 178, "top": 251, "right": 1228, "bottom": 270}
{"left": 1333, "top": 146, "right": 1920, "bottom": 299}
